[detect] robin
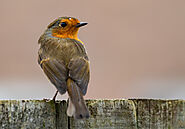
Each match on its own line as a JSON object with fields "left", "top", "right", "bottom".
{"left": 38, "top": 17, "right": 90, "bottom": 119}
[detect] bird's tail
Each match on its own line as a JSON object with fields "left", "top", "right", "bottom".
{"left": 66, "top": 78, "right": 90, "bottom": 119}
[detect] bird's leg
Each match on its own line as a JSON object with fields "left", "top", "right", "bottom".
{"left": 52, "top": 91, "right": 59, "bottom": 101}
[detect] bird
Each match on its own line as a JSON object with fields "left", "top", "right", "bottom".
{"left": 38, "top": 17, "right": 90, "bottom": 119}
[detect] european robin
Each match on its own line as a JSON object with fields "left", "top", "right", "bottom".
{"left": 38, "top": 17, "right": 90, "bottom": 119}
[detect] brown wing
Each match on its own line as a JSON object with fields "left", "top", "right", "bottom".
{"left": 38, "top": 54, "right": 68, "bottom": 95}
{"left": 68, "top": 57, "right": 90, "bottom": 95}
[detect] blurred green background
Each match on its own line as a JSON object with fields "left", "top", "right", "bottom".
{"left": 0, "top": 0, "right": 185, "bottom": 99}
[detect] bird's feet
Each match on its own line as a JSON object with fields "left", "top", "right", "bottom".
{"left": 52, "top": 91, "right": 59, "bottom": 102}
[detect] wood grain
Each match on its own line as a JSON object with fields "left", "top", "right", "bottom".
{"left": 0, "top": 99, "right": 184, "bottom": 129}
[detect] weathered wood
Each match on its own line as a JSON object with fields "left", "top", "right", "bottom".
{"left": 69, "top": 100, "right": 137, "bottom": 129}
{"left": 0, "top": 99, "right": 184, "bottom": 129}
{"left": 133, "top": 99, "right": 185, "bottom": 129}
{"left": 0, "top": 100, "right": 67, "bottom": 129}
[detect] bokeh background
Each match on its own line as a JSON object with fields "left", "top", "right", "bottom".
{"left": 0, "top": 0, "right": 185, "bottom": 100}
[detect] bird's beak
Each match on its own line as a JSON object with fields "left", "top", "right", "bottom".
{"left": 76, "top": 22, "right": 88, "bottom": 28}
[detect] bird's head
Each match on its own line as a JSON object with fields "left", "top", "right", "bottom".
{"left": 47, "top": 17, "right": 87, "bottom": 40}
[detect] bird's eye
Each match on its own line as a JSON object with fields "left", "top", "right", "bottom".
{"left": 60, "top": 22, "right": 67, "bottom": 27}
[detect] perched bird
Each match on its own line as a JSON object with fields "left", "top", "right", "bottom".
{"left": 38, "top": 17, "right": 90, "bottom": 119}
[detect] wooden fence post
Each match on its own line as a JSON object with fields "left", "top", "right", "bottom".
{"left": 0, "top": 99, "right": 184, "bottom": 129}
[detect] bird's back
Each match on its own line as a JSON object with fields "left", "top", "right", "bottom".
{"left": 38, "top": 32, "right": 88, "bottom": 66}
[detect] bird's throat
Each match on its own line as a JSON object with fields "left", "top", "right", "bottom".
{"left": 52, "top": 29, "right": 80, "bottom": 41}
